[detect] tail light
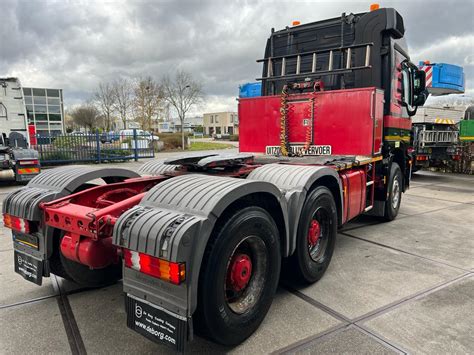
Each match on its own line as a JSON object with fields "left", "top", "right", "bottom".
{"left": 416, "top": 155, "right": 428, "bottom": 161}
{"left": 3, "top": 214, "right": 30, "bottom": 233}
{"left": 19, "top": 159, "right": 39, "bottom": 165}
{"left": 452, "top": 155, "right": 461, "bottom": 161}
{"left": 123, "top": 248, "right": 185, "bottom": 285}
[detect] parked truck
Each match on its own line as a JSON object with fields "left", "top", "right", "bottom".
{"left": 0, "top": 78, "right": 41, "bottom": 182}
{"left": 412, "top": 106, "right": 464, "bottom": 170}
{"left": 458, "top": 105, "right": 474, "bottom": 173}
{"left": 3, "top": 4, "right": 428, "bottom": 351}
{"left": 412, "top": 62, "right": 465, "bottom": 170}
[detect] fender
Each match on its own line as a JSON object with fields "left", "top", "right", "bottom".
{"left": 113, "top": 174, "right": 288, "bottom": 317}
{"left": 247, "top": 163, "right": 343, "bottom": 255}
{"left": 3, "top": 165, "right": 139, "bottom": 261}
{"left": 138, "top": 159, "right": 180, "bottom": 176}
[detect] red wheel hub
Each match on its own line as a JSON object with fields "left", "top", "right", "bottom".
{"left": 227, "top": 253, "right": 252, "bottom": 292}
{"left": 308, "top": 220, "right": 321, "bottom": 247}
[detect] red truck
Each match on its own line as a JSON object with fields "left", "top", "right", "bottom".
{"left": 3, "top": 4, "right": 427, "bottom": 352}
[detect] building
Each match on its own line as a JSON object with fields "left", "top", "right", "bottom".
{"left": 203, "top": 112, "right": 238, "bottom": 136}
{"left": 23, "top": 86, "right": 65, "bottom": 136}
{"left": 174, "top": 116, "right": 203, "bottom": 133}
{"left": 0, "top": 78, "right": 29, "bottom": 140}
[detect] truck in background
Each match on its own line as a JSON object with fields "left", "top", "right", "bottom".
{"left": 412, "top": 106, "right": 464, "bottom": 170}
{"left": 413, "top": 62, "right": 465, "bottom": 171}
{"left": 0, "top": 78, "right": 41, "bottom": 182}
{"left": 458, "top": 105, "right": 474, "bottom": 173}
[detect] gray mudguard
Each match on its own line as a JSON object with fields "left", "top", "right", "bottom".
{"left": 3, "top": 165, "right": 139, "bottom": 261}
{"left": 138, "top": 159, "right": 180, "bottom": 175}
{"left": 247, "top": 163, "right": 343, "bottom": 255}
{"left": 113, "top": 174, "right": 288, "bottom": 317}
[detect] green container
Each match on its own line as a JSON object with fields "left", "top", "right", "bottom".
{"left": 460, "top": 120, "right": 474, "bottom": 142}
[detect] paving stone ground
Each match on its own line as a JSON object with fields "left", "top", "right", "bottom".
{"left": 0, "top": 168, "right": 472, "bottom": 354}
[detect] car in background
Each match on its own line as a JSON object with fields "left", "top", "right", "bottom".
{"left": 119, "top": 129, "right": 158, "bottom": 141}
{"left": 100, "top": 131, "right": 120, "bottom": 143}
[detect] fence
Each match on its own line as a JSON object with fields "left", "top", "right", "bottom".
{"left": 33, "top": 130, "right": 155, "bottom": 165}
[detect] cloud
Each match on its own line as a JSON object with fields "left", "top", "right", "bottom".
{"left": 2, "top": 0, "right": 473, "bottom": 113}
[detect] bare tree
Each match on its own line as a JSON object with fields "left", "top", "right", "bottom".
{"left": 133, "top": 77, "right": 163, "bottom": 131}
{"left": 95, "top": 82, "right": 116, "bottom": 131}
{"left": 113, "top": 78, "right": 134, "bottom": 130}
{"left": 71, "top": 104, "right": 99, "bottom": 132}
{"left": 161, "top": 70, "right": 203, "bottom": 149}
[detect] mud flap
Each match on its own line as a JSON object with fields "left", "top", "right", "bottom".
{"left": 126, "top": 295, "right": 188, "bottom": 352}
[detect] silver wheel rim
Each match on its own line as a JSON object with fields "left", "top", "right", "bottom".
{"left": 392, "top": 179, "right": 400, "bottom": 209}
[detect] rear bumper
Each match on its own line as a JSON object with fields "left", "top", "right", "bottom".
{"left": 15, "top": 167, "right": 41, "bottom": 182}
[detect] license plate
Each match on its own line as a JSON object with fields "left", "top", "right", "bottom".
{"left": 16, "top": 173, "right": 37, "bottom": 182}
{"left": 126, "top": 295, "right": 187, "bottom": 352}
{"left": 14, "top": 250, "right": 43, "bottom": 285}
{"left": 266, "top": 145, "right": 332, "bottom": 156}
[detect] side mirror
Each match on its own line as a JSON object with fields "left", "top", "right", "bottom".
{"left": 401, "top": 62, "right": 428, "bottom": 115}
{"left": 413, "top": 69, "right": 427, "bottom": 107}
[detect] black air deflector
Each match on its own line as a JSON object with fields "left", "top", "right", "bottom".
{"left": 260, "top": 8, "right": 405, "bottom": 96}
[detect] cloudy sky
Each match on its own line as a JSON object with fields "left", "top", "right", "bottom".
{"left": 1, "top": 0, "right": 473, "bottom": 115}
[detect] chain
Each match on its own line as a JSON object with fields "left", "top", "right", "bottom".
{"left": 279, "top": 85, "right": 290, "bottom": 156}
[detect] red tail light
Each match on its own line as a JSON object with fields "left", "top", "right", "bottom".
{"left": 122, "top": 248, "right": 185, "bottom": 285}
{"left": 3, "top": 214, "right": 30, "bottom": 233}
{"left": 416, "top": 155, "right": 428, "bottom": 161}
{"left": 19, "top": 159, "right": 39, "bottom": 165}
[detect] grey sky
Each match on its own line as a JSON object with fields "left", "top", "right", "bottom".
{"left": 1, "top": 0, "right": 473, "bottom": 114}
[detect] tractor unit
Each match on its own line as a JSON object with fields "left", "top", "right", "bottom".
{"left": 3, "top": 5, "right": 428, "bottom": 351}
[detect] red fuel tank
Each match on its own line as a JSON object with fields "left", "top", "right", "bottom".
{"left": 60, "top": 233, "right": 118, "bottom": 269}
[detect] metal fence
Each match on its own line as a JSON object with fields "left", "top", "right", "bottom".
{"left": 33, "top": 130, "right": 155, "bottom": 165}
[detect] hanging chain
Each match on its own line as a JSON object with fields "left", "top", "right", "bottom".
{"left": 279, "top": 85, "right": 290, "bottom": 156}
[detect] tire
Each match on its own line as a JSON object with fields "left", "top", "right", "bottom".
{"left": 383, "top": 162, "right": 402, "bottom": 221}
{"left": 194, "top": 206, "right": 281, "bottom": 346}
{"left": 59, "top": 235, "right": 122, "bottom": 287}
{"left": 288, "top": 186, "right": 337, "bottom": 284}
{"left": 49, "top": 229, "right": 74, "bottom": 281}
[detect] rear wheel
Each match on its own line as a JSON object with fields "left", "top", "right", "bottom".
{"left": 289, "top": 186, "right": 337, "bottom": 284}
{"left": 195, "top": 206, "right": 281, "bottom": 346}
{"left": 383, "top": 162, "right": 402, "bottom": 221}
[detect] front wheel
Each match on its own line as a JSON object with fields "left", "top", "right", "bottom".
{"left": 194, "top": 207, "right": 281, "bottom": 346}
{"left": 383, "top": 162, "right": 402, "bottom": 221}
{"left": 288, "top": 186, "right": 337, "bottom": 284}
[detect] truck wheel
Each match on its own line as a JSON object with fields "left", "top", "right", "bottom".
{"left": 49, "top": 229, "right": 73, "bottom": 281}
{"left": 289, "top": 186, "right": 337, "bottom": 284}
{"left": 195, "top": 207, "right": 281, "bottom": 346}
{"left": 383, "top": 162, "right": 402, "bottom": 221}
{"left": 58, "top": 241, "right": 122, "bottom": 288}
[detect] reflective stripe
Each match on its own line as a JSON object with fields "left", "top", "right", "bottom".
{"left": 384, "top": 135, "right": 411, "bottom": 141}
{"left": 17, "top": 168, "right": 40, "bottom": 174}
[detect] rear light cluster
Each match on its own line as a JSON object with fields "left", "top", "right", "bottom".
{"left": 3, "top": 214, "right": 30, "bottom": 233}
{"left": 123, "top": 249, "right": 185, "bottom": 285}
{"left": 18, "top": 159, "right": 39, "bottom": 165}
{"left": 416, "top": 155, "right": 428, "bottom": 161}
